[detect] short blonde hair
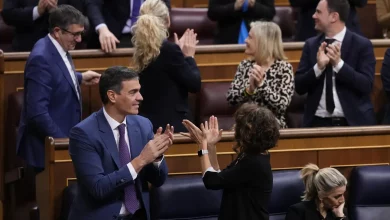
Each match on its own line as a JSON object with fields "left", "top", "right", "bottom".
{"left": 300, "top": 163, "right": 347, "bottom": 201}
{"left": 131, "top": 0, "right": 169, "bottom": 72}
{"left": 250, "top": 21, "right": 287, "bottom": 63}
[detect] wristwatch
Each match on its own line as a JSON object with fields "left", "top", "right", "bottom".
{"left": 197, "top": 149, "right": 209, "bottom": 157}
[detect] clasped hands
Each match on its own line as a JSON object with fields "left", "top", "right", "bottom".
{"left": 246, "top": 64, "right": 266, "bottom": 94}
{"left": 317, "top": 42, "right": 341, "bottom": 70}
{"left": 139, "top": 124, "right": 174, "bottom": 164}
{"left": 38, "top": 0, "right": 58, "bottom": 15}
{"left": 181, "top": 116, "right": 223, "bottom": 150}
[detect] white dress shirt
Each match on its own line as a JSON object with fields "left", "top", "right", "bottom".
{"left": 48, "top": 34, "right": 80, "bottom": 100}
{"left": 313, "top": 26, "right": 347, "bottom": 118}
{"left": 95, "top": 0, "right": 144, "bottom": 34}
{"left": 102, "top": 107, "right": 163, "bottom": 215}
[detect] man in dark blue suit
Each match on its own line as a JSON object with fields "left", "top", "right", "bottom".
{"left": 289, "top": 0, "right": 367, "bottom": 41}
{"left": 84, "top": 0, "right": 171, "bottom": 52}
{"left": 68, "top": 66, "right": 173, "bottom": 220}
{"left": 295, "top": 0, "right": 376, "bottom": 127}
{"left": 16, "top": 5, "right": 101, "bottom": 171}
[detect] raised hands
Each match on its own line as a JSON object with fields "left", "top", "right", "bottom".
{"left": 181, "top": 116, "right": 223, "bottom": 146}
{"left": 38, "top": 0, "right": 58, "bottom": 15}
{"left": 325, "top": 43, "right": 341, "bottom": 67}
{"left": 247, "top": 64, "right": 266, "bottom": 94}
{"left": 317, "top": 42, "right": 330, "bottom": 70}
{"left": 174, "top": 29, "right": 198, "bottom": 57}
{"left": 139, "top": 124, "right": 173, "bottom": 164}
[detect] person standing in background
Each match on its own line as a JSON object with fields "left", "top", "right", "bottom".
{"left": 132, "top": 0, "right": 201, "bottom": 133}
{"left": 207, "top": 0, "right": 275, "bottom": 44}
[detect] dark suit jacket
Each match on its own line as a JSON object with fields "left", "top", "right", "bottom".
{"left": 289, "top": 0, "right": 367, "bottom": 41}
{"left": 16, "top": 35, "right": 82, "bottom": 169}
{"left": 295, "top": 29, "right": 376, "bottom": 127}
{"left": 380, "top": 48, "right": 390, "bottom": 124}
{"left": 285, "top": 200, "right": 348, "bottom": 220}
{"left": 138, "top": 40, "right": 201, "bottom": 133}
{"left": 207, "top": 0, "right": 275, "bottom": 44}
{"left": 68, "top": 108, "right": 168, "bottom": 220}
{"left": 1, "top": 0, "right": 84, "bottom": 51}
{"left": 203, "top": 153, "right": 273, "bottom": 220}
{"left": 84, "top": 0, "right": 171, "bottom": 48}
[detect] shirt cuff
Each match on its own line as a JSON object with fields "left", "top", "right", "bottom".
{"left": 127, "top": 162, "right": 138, "bottom": 180}
{"left": 314, "top": 64, "right": 325, "bottom": 78}
{"left": 95, "top": 23, "right": 107, "bottom": 33}
{"left": 153, "top": 155, "right": 164, "bottom": 168}
{"left": 32, "top": 6, "right": 41, "bottom": 21}
{"left": 333, "top": 60, "right": 344, "bottom": 73}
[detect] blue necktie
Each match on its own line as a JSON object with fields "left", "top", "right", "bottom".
{"left": 238, "top": 0, "right": 249, "bottom": 44}
{"left": 131, "top": 0, "right": 142, "bottom": 26}
{"left": 118, "top": 124, "right": 140, "bottom": 213}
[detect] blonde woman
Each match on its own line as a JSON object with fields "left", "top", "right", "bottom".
{"left": 132, "top": 0, "right": 201, "bottom": 133}
{"left": 285, "top": 164, "right": 348, "bottom": 220}
{"left": 377, "top": 0, "right": 390, "bottom": 38}
{"left": 226, "top": 21, "right": 294, "bottom": 128}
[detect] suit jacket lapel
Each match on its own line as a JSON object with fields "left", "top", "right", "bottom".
{"left": 126, "top": 116, "right": 142, "bottom": 159}
{"left": 97, "top": 109, "right": 121, "bottom": 168}
{"left": 46, "top": 36, "right": 80, "bottom": 101}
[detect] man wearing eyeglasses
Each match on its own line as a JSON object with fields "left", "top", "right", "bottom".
{"left": 16, "top": 5, "right": 101, "bottom": 172}
{"left": 1, "top": 0, "right": 85, "bottom": 52}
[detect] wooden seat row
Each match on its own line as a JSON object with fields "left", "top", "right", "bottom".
{"left": 39, "top": 126, "right": 390, "bottom": 220}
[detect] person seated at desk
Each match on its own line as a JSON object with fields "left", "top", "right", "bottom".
{"left": 1, "top": 0, "right": 85, "bottom": 51}
{"left": 207, "top": 0, "right": 275, "bottom": 44}
{"left": 285, "top": 164, "right": 348, "bottom": 220}
{"left": 376, "top": 0, "right": 390, "bottom": 38}
{"left": 289, "top": 0, "right": 367, "bottom": 41}
{"left": 182, "top": 103, "right": 279, "bottom": 220}
{"left": 68, "top": 66, "right": 173, "bottom": 220}
{"left": 84, "top": 0, "right": 171, "bottom": 53}
{"left": 226, "top": 21, "right": 294, "bottom": 128}
{"left": 295, "top": 0, "right": 376, "bottom": 127}
{"left": 132, "top": 0, "right": 201, "bottom": 133}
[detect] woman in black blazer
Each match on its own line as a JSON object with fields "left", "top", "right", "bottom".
{"left": 182, "top": 102, "right": 280, "bottom": 220}
{"left": 207, "top": 0, "right": 275, "bottom": 44}
{"left": 131, "top": 0, "right": 201, "bottom": 133}
{"left": 285, "top": 164, "right": 348, "bottom": 220}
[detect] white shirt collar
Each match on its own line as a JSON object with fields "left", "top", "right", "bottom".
{"left": 48, "top": 33, "right": 67, "bottom": 58}
{"left": 326, "top": 26, "right": 347, "bottom": 42}
{"left": 103, "top": 107, "right": 127, "bottom": 131}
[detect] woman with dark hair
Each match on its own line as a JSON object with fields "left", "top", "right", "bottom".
{"left": 182, "top": 102, "right": 280, "bottom": 220}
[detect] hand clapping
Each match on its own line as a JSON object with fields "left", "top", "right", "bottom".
{"left": 174, "top": 29, "right": 198, "bottom": 57}
{"left": 181, "top": 116, "right": 222, "bottom": 147}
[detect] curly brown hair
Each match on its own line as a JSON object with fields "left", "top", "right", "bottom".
{"left": 233, "top": 102, "right": 280, "bottom": 155}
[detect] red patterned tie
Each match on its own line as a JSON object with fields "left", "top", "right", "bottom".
{"left": 118, "top": 124, "right": 139, "bottom": 213}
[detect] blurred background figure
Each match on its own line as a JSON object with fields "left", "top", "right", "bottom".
{"left": 1, "top": 0, "right": 85, "bottom": 51}
{"left": 207, "top": 0, "right": 275, "bottom": 44}
{"left": 376, "top": 0, "right": 390, "bottom": 38}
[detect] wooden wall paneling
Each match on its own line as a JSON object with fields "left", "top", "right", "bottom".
{"left": 171, "top": 0, "right": 184, "bottom": 7}
{"left": 0, "top": 0, "right": 2, "bottom": 9}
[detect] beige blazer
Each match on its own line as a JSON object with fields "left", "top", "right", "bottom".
{"left": 377, "top": 0, "right": 390, "bottom": 37}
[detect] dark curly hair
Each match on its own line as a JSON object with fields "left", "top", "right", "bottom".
{"left": 233, "top": 102, "right": 280, "bottom": 155}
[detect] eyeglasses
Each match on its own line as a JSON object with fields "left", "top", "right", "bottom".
{"left": 60, "top": 28, "right": 85, "bottom": 38}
